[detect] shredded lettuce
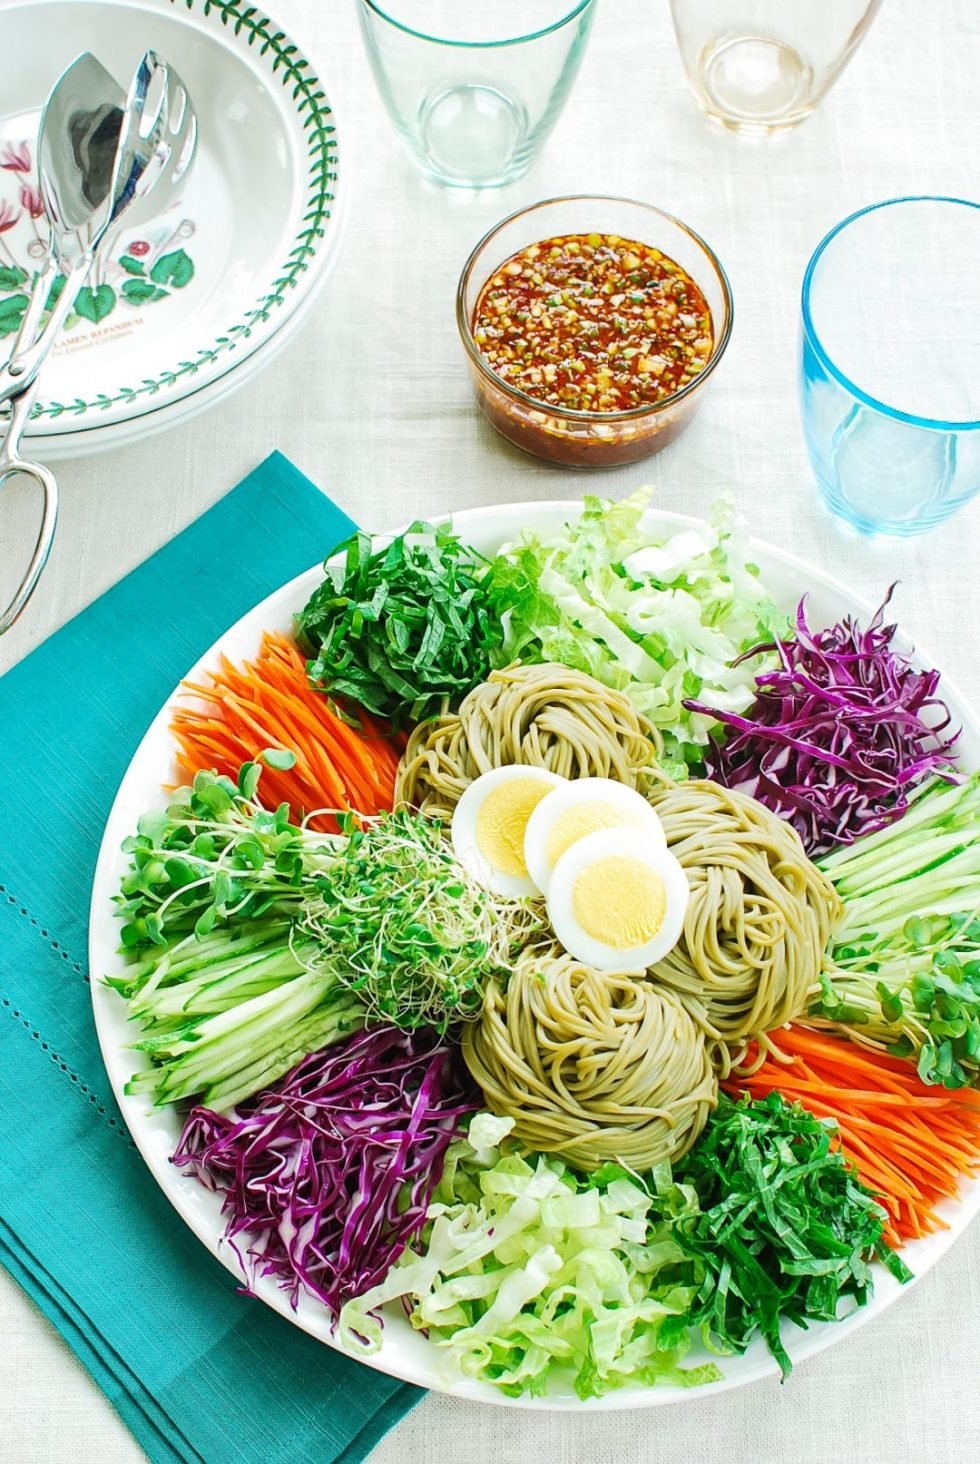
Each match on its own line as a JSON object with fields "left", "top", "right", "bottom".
{"left": 487, "top": 490, "right": 783, "bottom": 776}
{"left": 338, "top": 1115, "right": 721, "bottom": 1400}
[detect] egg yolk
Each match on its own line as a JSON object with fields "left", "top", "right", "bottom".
{"left": 572, "top": 856, "right": 667, "bottom": 950}
{"left": 545, "top": 802, "right": 648, "bottom": 871}
{"left": 476, "top": 779, "right": 556, "bottom": 878}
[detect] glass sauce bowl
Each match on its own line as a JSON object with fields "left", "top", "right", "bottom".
{"left": 456, "top": 195, "right": 733, "bottom": 467}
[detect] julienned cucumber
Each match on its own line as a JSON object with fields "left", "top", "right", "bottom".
{"left": 819, "top": 775, "right": 980, "bottom": 941}
{"left": 816, "top": 775, "right": 980, "bottom": 1088}
{"left": 125, "top": 961, "right": 365, "bottom": 1109}
{"left": 111, "top": 770, "right": 364, "bottom": 1111}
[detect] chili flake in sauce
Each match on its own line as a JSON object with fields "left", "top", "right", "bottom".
{"left": 472, "top": 233, "right": 714, "bottom": 413}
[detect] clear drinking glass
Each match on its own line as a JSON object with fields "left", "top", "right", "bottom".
{"left": 668, "top": 0, "right": 882, "bottom": 133}
{"left": 356, "top": 1, "right": 597, "bottom": 188}
{"left": 799, "top": 197, "right": 980, "bottom": 537}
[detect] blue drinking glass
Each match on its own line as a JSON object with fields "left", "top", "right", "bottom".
{"left": 799, "top": 197, "right": 980, "bottom": 536}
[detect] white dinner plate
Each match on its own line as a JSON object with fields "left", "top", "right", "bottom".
{"left": 0, "top": 0, "right": 345, "bottom": 453}
{"left": 89, "top": 501, "right": 980, "bottom": 1408}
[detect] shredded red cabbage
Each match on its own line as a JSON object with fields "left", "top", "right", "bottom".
{"left": 173, "top": 1026, "right": 474, "bottom": 1319}
{"left": 685, "top": 588, "right": 959, "bottom": 856}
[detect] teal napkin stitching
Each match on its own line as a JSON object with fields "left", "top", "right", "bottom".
{"left": 0, "top": 451, "right": 422, "bottom": 1464}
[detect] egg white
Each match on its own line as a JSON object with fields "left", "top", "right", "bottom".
{"left": 523, "top": 777, "right": 667, "bottom": 895}
{"left": 450, "top": 765, "right": 566, "bottom": 897}
{"left": 546, "top": 828, "right": 689, "bottom": 971}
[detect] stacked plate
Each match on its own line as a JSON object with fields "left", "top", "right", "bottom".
{"left": 0, "top": 0, "right": 345, "bottom": 459}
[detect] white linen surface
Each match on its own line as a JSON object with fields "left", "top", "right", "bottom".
{"left": 1, "top": 0, "right": 979, "bottom": 1459}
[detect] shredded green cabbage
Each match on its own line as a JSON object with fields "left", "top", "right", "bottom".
{"left": 338, "top": 1115, "right": 721, "bottom": 1400}
{"left": 486, "top": 490, "right": 783, "bottom": 776}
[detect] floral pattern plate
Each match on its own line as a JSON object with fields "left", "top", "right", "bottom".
{"left": 0, "top": 0, "right": 344, "bottom": 453}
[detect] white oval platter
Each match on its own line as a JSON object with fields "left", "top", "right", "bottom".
{"left": 89, "top": 500, "right": 980, "bottom": 1408}
{"left": 0, "top": 0, "right": 345, "bottom": 452}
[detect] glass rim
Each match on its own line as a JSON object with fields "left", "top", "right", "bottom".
{"left": 456, "top": 194, "right": 734, "bottom": 424}
{"left": 801, "top": 195, "right": 980, "bottom": 433}
{"left": 358, "top": 0, "right": 595, "bottom": 49}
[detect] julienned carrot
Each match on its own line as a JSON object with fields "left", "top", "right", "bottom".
{"left": 725, "top": 1024, "right": 980, "bottom": 1247}
{"left": 171, "top": 631, "right": 402, "bottom": 832}
{"left": 777, "top": 1025, "right": 980, "bottom": 1096}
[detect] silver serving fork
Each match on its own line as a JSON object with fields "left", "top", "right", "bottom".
{"left": 0, "top": 50, "right": 197, "bottom": 635}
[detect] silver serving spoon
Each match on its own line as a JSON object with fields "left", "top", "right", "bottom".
{"left": 0, "top": 50, "right": 197, "bottom": 636}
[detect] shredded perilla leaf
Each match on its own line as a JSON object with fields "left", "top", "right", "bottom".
{"left": 297, "top": 524, "right": 503, "bottom": 725}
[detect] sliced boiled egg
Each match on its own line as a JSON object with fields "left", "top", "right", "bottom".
{"left": 546, "top": 828, "right": 689, "bottom": 971}
{"left": 451, "top": 765, "right": 566, "bottom": 897}
{"left": 523, "top": 777, "right": 666, "bottom": 896}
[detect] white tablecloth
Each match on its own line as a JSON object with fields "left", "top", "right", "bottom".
{"left": 2, "top": 0, "right": 980, "bottom": 1459}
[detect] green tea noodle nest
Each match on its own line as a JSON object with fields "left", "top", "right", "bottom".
{"left": 462, "top": 944, "right": 717, "bottom": 1171}
{"left": 647, "top": 780, "right": 843, "bottom": 1065}
{"left": 396, "top": 662, "right": 664, "bottom": 820}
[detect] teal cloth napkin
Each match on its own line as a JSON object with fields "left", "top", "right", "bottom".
{"left": 0, "top": 452, "right": 421, "bottom": 1464}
